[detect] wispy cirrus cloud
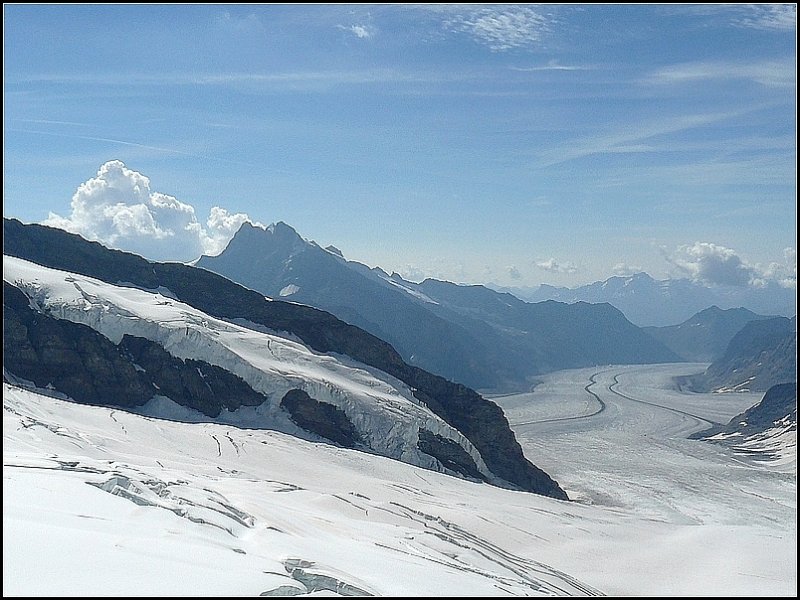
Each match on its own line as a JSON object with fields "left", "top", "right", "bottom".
{"left": 643, "top": 58, "right": 796, "bottom": 88}
{"left": 663, "top": 4, "right": 796, "bottom": 31}
{"left": 509, "top": 60, "right": 594, "bottom": 72}
{"left": 7, "top": 127, "right": 257, "bottom": 168}
{"left": 534, "top": 108, "right": 756, "bottom": 167}
{"left": 417, "top": 4, "right": 557, "bottom": 51}
{"left": 733, "top": 4, "right": 796, "bottom": 31}
{"left": 9, "top": 68, "right": 472, "bottom": 91}
{"left": 213, "top": 11, "right": 265, "bottom": 34}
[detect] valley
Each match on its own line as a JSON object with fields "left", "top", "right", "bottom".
{"left": 5, "top": 364, "right": 795, "bottom": 596}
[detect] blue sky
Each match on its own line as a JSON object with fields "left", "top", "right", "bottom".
{"left": 3, "top": 4, "right": 796, "bottom": 288}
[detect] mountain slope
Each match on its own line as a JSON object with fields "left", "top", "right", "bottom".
{"left": 686, "top": 316, "right": 797, "bottom": 393}
{"left": 643, "top": 306, "right": 773, "bottom": 362}
{"left": 195, "top": 222, "right": 508, "bottom": 389}
{"left": 516, "top": 272, "right": 795, "bottom": 327}
{"left": 4, "top": 256, "right": 493, "bottom": 482}
{"left": 3, "top": 218, "right": 565, "bottom": 498}
{"left": 412, "top": 279, "right": 681, "bottom": 374}
{"left": 195, "top": 222, "right": 679, "bottom": 390}
{"left": 693, "top": 383, "right": 796, "bottom": 469}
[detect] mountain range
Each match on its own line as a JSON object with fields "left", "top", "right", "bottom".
{"left": 195, "top": 222, "right": 680, "bottom": 390}
{"left": 502, "top": 272, "right": 796, "bottom": 327}
{"left": 2, "top": 218, "right": 565, "bottom": 499}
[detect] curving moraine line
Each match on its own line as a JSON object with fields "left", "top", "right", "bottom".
{"left": 514, "top": 371, "right": 607, "bottom": 426}
{"left": 607, "top": 374, "right": 715, "bottom": 426}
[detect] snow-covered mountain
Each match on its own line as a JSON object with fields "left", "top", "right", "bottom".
{"left": 507, "top": 272, "right": 796, "bottom": 327}
{"left": 195, "top": 222, "right": 679, "bottom": 390}
{"left": 643, "top": 306, "right": 774, "bottom": 362}
{"left": 2, "top": 218, "right": 564, "bottom": 498}
{"left": 4, "top": 255, "right": 494, "bottom": 480}
{"left": 694, "top": 383, "right": 797, "bottom": 469}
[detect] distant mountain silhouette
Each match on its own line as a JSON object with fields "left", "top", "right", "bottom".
{"left": 506, "top": 273, "right": 796, "bottom": 327}
{"left": 643, "top": 306, "right": 774, "bottom": 362}
{"left": 196, "top": 222, "right": 680, "bottom": 390}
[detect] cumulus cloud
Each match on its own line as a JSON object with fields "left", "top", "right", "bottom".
{"left": 664, "top": 241, "right": 797, "bottom": 289}
{"left": 398, "top": 264, "right": 431, "bottom": 283}
{"left": 444, "top": 6, "right": 553, "bottom": 51}
{"left": 756, "top": 247, "right": 797, "bottom": 289}
{"left": 44, "top": 161, "right": 254, "bottom": 262}
{"left": 535, "top": 258, "right": 578, "bottom": 274}
{"left": 666, "top": 242, "right": 755, "bottom": 287}
{"left": 506, "top": 265, "right": 522, "bottom": 280}
{"left": 612, "top": 263, "right": 643, "bottom": 277}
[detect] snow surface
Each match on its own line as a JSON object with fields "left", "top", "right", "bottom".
{"left": 3, "top": 255, "right": 490, "bottom": 481}
{"left": 279, "top": 284, "right": 301, "bottom": 297}
{"left": 5, "top": 363, "right": 796, "bottom": 596}
{"left": 3, "top": 256, "right": 796, "bottom": 596}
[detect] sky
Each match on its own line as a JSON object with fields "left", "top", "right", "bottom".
{"left": 3, "top": 4, "right": 797, "bottom": 289}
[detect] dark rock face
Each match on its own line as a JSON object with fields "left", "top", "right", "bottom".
{"left": 693, "top": 383, "right": 797, "bottom": 440}
{"left": 280, "top": 389, "right": 363, "bottom": 448}
{"left": 3, "top": 218, "right": 568, "bottom": 499}
{"left": 4, "top": 281, "right": 269, "bottom": 417}
{"left": 417, "top": 429, "right": 484, "bottom": 480}
{"left": 687, "top": 316, "right": 797, "bottom": 392}
{"left": 119, "top": 335, "right": 267, "bottom": 417}
{"left": 4, "top": 282, "right": 153, "bottom": 407}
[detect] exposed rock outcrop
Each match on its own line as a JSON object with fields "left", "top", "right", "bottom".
{"left": 4, "top": 280, "right": 270, "bottom": 417}
{"left": 280, "top": 389, "right": 363, "bottom": 449}
{"left": 417, "top": 429, "right": 484, "bottom": 480}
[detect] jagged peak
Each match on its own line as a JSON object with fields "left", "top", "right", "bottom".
{"left": 325, "top": 245, "right": 344, "bottom": 258}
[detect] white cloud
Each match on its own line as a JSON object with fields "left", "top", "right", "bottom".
{"left": 535, "top": 258, "right": 578, "bottom": 274}
{"left": 43, "top": 161, "right": 255, "bottom": 262}
{"left": 349, "top": 24, "right": 373, "bottom": 39}
{"left": 399, "top": 264, "right": 432, "bottom": 283}
{"left": 506, "top": 265, "right": 522, "bottom": 280}
{"left": 664, "top": 241, "right": 796, "bottom": 289}
{"left": 756, "top": 247, "right": 797, "bottom": 289}
{"left": 612, "top": 263, "right": 643, "bottom": 277}
{"left": 443, "top": 6, "right": 553, "bottom": 51}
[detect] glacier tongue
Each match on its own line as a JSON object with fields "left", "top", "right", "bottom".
{"left": 3, "top": 255, "right": 492, "bottom": 482}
